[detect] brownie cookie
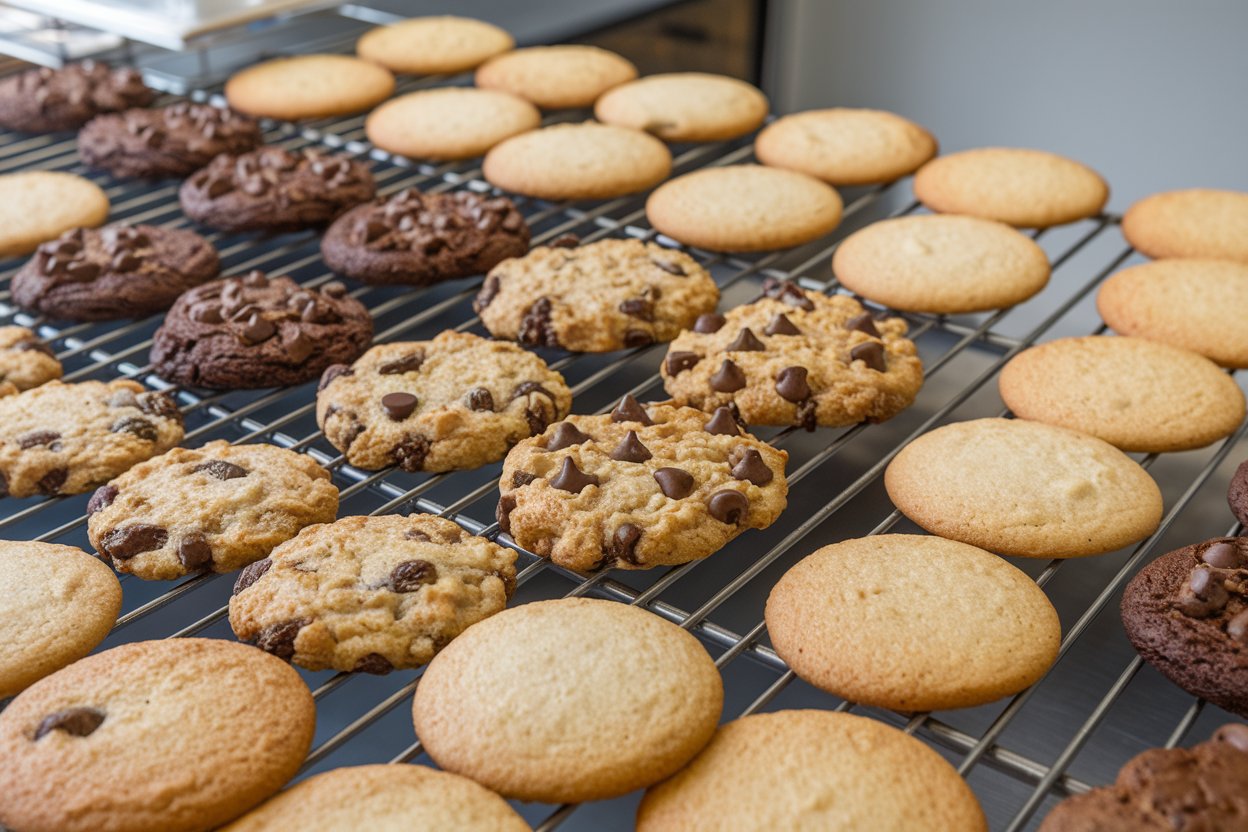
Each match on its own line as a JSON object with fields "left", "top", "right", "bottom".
{"left": 179, "top": 147, "right": 375, "bottom": 232}
{"left": 475, "top": 44, "right": 637, "bottom": 109}
{"left": 476, "top": 238, "right": 720, "bottom": 352}
{"left": 356, "top": 16, "right": 515, "bottom": 75}
{"left": 1122, "top": 537, "right": 1248, "bottom": 717}
{"left": 151, "top": 271, "right": 373, "bottom": 390}
{"left": 0, "top": 638, "right": 315, "bottom": 832}
{"left": 0, "top": 326, "right": 61, "bottom": 393}
{"left": 1122, "top": 188, "right": 1248, "bottom": 264}
{"left": 88, "top": 440, "right": 339, "bottom": 581}
{"left": 1039, "top": 724, "right": 1248, "bottom": 831}
{"left": 229, "top": 514, "right": 517, "bottom": 673}
{"left": 0, "top": 380, "right": 183, "bottom": 498}
{"left": 12, "top": 224, "right": 219, "bottom": 321}
{"left": 78, "top": 102, "right": 263, "bottom": 179}
{"left": 0, "top": 61, "right": 153, "bottom": 133}
{"left": 317, "top": 331, "right": 571, "bottom": 473}
{"left": 662, "top": 279, "right": 923, "bottom": 429}
{"left": 1230, "top": 461, "right": 1248, "bottom": 529}
{"left": 0, "top": 171, "right": 109, "bottom": 257}
{"left": 321, "top": 187, "right": 528, "bottom": 286}
{"left": 497, "top": 399, "right": 788, "bottom": 571}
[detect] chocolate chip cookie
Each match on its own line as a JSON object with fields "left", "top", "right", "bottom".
{"left": 88, "top": 440, "right": 339, "bottom": 581}
{"left": 229, "top": 514, "right": 517, "bottom": 673}
{"left": 180, "top": 147, "right": 375, "bottom": 232}
{"left": 476, "top": 238, "right": 720, "bottom": 352}
{"left": 12, "top": 224, "right": 219, "bottom": 321}
{"left": 78, "top": 102, "right": 263, "bottom": 179}
{"left": 0, "top": 61, "right": 153, "bottom": 133}
{"left": 497, "top": 399, "right": 788, "bottom": 571}
{"left": 321, "top": 187, "right": 529, "bottom": 286}
{"left": 0, "top": 326, "right": 61, "bottom": 393}
{"left": 662, "top": 279, "right": 923, "bottom": 429}
{"left": 151, "top": 271, "right": 373, "bottom": 390}
{"left": 1122, "top": 537, "right": 1248, "bottom": 717}
{"left": 317, "top": 331, "right": 571, "bottom": 473}
{"left": 0, "top": 380, "right": 183, "bottom": 499}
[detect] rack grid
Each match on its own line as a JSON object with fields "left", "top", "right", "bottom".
{"left": 1, "top": 68, "right": 1245, "bottom": 832}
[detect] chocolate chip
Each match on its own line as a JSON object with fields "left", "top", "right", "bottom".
{"left": 519, "top": 297, "right": 559, "bottom": 347}
{"left": 693, "top": 313, "right": 726, "bottom": 333}
{"left": 233, "top": 558, "right": 271, "bottom": 594}
{"left": 240, "top": 314, "right": 276, "bottom": 345}
{"left": 466, "top": 387, "right": 495, "bottom": 412}
{"left": 1229, "top": 610, "right": 1248, "bottom": 642}
{"left": 318, "top": 364, "right": 353, "bottom": 392}
{"left": 0, "top": 470, "right": 7, "bottom": 499}
{"left": 382, "top": 392, "right": 418, "bottom": 420}
{"left": 36, "top": 468, "right": 66, "bottom": 496}
{"left": 546, "top": 422, "right": 591, "bottom": 451}
{"left": 550, "top": 233, "right": 580, "bottom": 248}
{"left": 138, "top": 392, "right": 179, "bottom": 422}
{"left": 34, "top": 707, "right": 105, "bottom": 741}
{"left": 762, "top": 278, "right": 815, "bottom": 310}
{"left": 242, "top": 270, "right": 268, "bottom": 288}
{"left": 704, "top": 406, "right": 741, "bottom": 436}
{"left": 193, "top": 460, "right": 248, "bottom": 480}
{"left": 775, "top": 366, "right": 811, "bottom": 402}
{"left": 796, "top": 399, "right": 817, "bottom": 431}
{"left": 710, "top": 360, "right": 747, "bottom": 392}
{"left": 708, "top": 490, "right": 749, "bottom": 524}
{"left": 525, "top": 405, "right": 552, "bottom": 436}
{"left": 511, "top": 380, "right": 555, "bottom": 401}
{"left": 624, "top": 330, "right": 654, "bottom": 348}
{"left": 393, "top": 434, "right": 430, "bottom": 471}
{"left": 16, "top": 340, "right": 54, "bottom": 358}
{"left": 378, "top": 353, "right": 424, "bottom": 375}
{"left": 653, "top": 258, "right": 686, "bottom": 276}
{"left": 390, "top": 559, "right": 438, "bottom": 592}
{"left": 191, "top": 303, "right": 224, "bottom": 324}
{"left": 610, "top": 523, "right": 643, "bottom": 565}
{"left": 610, "top": 394, "right": 653, "bottom": 425}
{"left": 765, "top": 313, "right": 801, "bottom": 336}
{"left": 112, "top": 252, "right": 141, "bottom": 272}
{"left": 551, "top": 457, "right": 599, "bottom": 493}
{"left": 620, "top": 298, "right": 655, "bottom": 321}
{"left": 206, "top": 177, "right": 233, "bottom": 198}
{"left": 87, "top": 484, "right": 118, "bottom": 514}
{"left": 1215, "top": 723, "right": 1248, "bottom": 752}
{"left": 256, "top": 619, "right": 306, "bottom": 660}
{"left": 850, "top": 341, "right": 887, "bottom": 372}
{"left": 496, "top": 494, "right": 516, "bottom": 534}
{"left": 353, "top": 653, "right": 394, "bottom": 674}
{"left": 475, "top": 275, "right": 501, "bottom": 311}
{"left": 665, "top": 351, "right": 700, "bottom": 376}
{"left": 284, "top": 333, "right": 315, "bottom": 364}
{"left": 177, "top": 534, "right": 213, "bottom": 570}
{"left": 846, "top": 313, "right": 881, "bottom": 337}
{"left": 111, "top": 416, "right": 158, "bottom": 441}
{"left": 726, "top": 328, "right": 765, "bottom": 352}
{"left": 1203, "top": 541, "right": 1241, "bottom": 568}
{"left": 512, "top": 471, "right": 538, "bottom": 487}
{"left": 18, "top": 430, "right": 60, "bottom": 449}
{"left": 1176, "top": 566, "right": 1230, "bottom": 617}
{"left": 731, "top": 448, "right": 774, "bottom": 486}
{"left": 653, "top": 467, "right": 694, "bottom": 499}
{"left": 100, "top": 523, "right": 167, "bottom": 560}
{"left": 65, "top": 261, "right": 101, "bottom": 283}
{"left": 611, "top": 430, "right": 652, "bottom": 462}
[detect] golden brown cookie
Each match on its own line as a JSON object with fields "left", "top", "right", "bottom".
{"left": 1121, "top": 188, "right": 1248, "bottom": 263}
{"left": 225, "top": 55, "right": 395, "bottom": 120}
{"left": 475, "top": 44, "right": 637, "bottom": 109}
{"left": 0, "top": 172, "right": 109, "bottom": 257}
{"left": 365, "top": 87, "right": 539, "bottom": 160}
{"left": 356, "top": 16, "right": 514, "bottom": 75}
{"left": 0, "top": 326, "right": 61, "bottom": 392}
{"left": 594, "top": 72, "right": 768, "bottom": 142}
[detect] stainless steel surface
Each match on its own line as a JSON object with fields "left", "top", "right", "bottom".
{"left": 0, "top": 74, "right": 1244, "bottom": 832}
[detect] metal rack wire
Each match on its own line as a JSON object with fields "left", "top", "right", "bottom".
{"left": 1, "top": 67, "right": 1245, "bottom": 832}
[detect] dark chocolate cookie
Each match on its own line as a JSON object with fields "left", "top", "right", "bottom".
{"left": 78, "top": 102, "right": 262, "bottom": 179}
{"left": 150, "top": 271, "right": 373, "bottom": 390}
{"left": 1229, "top": 460, "right": 1248, "bottom": 530}
{"left": 0, "top": 61, "right": 154, "bottom": 133}
{"left": 1121, "top": 537, "right": 1248, "bottom": 717}
{"left": 320, "top": 187, "right": 529, "bottom": 286}
{"left": 179, "top": 147, "right": 375, "bottom": 232}
{"left": 11, "top": 224, "right": 219, "bottom": 321}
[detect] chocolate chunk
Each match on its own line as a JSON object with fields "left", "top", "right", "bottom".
{"left": 100, "top": 523, "right": 167, "bottom": 560}
{"left": 382, "top": 392, "right": 418, "bottom": 420}
{"left": 654, "top": 467, "right": 695, "bottom": 499}
{"left": 177, "top": 534, "right": 213, "bottom": 570}
{"left": 36, "top": 468, "right": 67, "bottom": 495}
{"left": 775, "top": 366, "right": 811, "bottom": 402}
{"left": 378, "top": 353, "right": 424, "bottom": 375}
{"left": 619, "top": 298, "right": 655, "bottom": 321}
{"left": 512, "top": 471, "right": 538, "bottom": 487}
{"left": 846, "top": 313, "right": 881, "bottom": 337}
{"left": 193, "top": 460, "right": 248, "bottom": 480}
{"left": 653, "top": 258, "right": 686, "bottom": 276}
{"left": 1175, "top": 566, "right": 1230, "bottom": 617}
{"left": 704, "top": 406, "right": 741, "bottom": 436}
{"left": 322, "top": 281, "right": 348, "bottom": 298}
{"left": 731, "top": 448, "right": 774, "bottom": 486}
{"left": 765, "top": 313, "right": 801, "bottom": 336}
{"left": 87, "top": 484, "right": 118, "bottom": 514}
{"left": 611, "top": 394, "right": 653, "bottom": 425}
{"left": 318, "top": 364, "right": 353, "bottom": 392}
{"left": 693, "top": 313, "right": 726, "bottom": 333}
{"left": 390, "top": 559, "right": 438, "bottom": 592}
{"left": 512, "top": 380, "right": 555, "bottom": 401}
{"left": 762, "top": 278, "right": 815, "bottom": 310}
{"left": 551, "top": 457, "right": 599, "bottom": 493}
{"left": 191, "top": 303, "right": 224, "bottom": 324}
{"left": 18, "top": 430, "right": 60, "bottom": 449}
{"left": 665, "top": 351, "right": 700, "bottom": 376}
{"left": 233, "top": 558, "right": 272, "bottom": 594}
{"left": 624, "top": 330, "right": 654, "bottom": 348}
{"left": 353, "top": 653, "right": 394, "bottom": 674}
{"left": 393, "top": 434, "right": 430, "bottom": 471}
{"left": 256, "top": 619, "right": 306, "bottom": 660}
{"left": 850, "top": 341, "right": 887, "bottom": 372}
{"left": 112, "top": 252, "right": 141, "bottom": 272}
{"left": 138, "top": 392, "right": 180, "bottom": 421}
{"left": 466, "top": 387, "right": 495, "bottom": 412}
{"left": 708, "top": 489, "right": 750, "bottom": 524}
{"left": 1229, "top": 610, "right": 1248, "bottom": 642}
{"left": 284, "top": 333, "right": 315, "bottom": 364}
{"left": 796, "top": 399, "right": 817, "bottom": 431}
{"left": 726, "top": 328, "right": 765, "bottom": 352}
{"left": 496, "top": 494, "right": 516, "bottom": 534}
{"left": 33, "top": 707, "right": 105, "bottom": 741}
{"left": 546, "top": 422, "right": 592, "bottom": 451}
{"left": 710, "top": 359, "right": 747, "bottom": 392}
{"left": 475, "top": 275, "right": 501, "bottom": 311}
{"left": 519, "top": 297, "right": 559, "bottom": 347}
{"left": 611, "top": 430, "right": 653, "bottom": 462}
{"left": 610, "top": 523, "right": 643, "bottom": 566}
{"left": 111, "top": 416, "right": 158, "bottom": 441}
{"left": 404, "top": 528, "right": 431, "bottom": 542}
{"left": 240, "top": 314, "right": 276, "bottom": 345}
{"left": 550, "top": 233, "right": 580, "bottom": 248}
{"left": 525, "top": 404, "right": 553, "bottom": 436}
{"left": 1202, "top": 541, "right": 1241, "bottom": 568}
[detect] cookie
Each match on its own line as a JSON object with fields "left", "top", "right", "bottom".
{"left": 413, "top": 597, "right": 723, "bottom": 803}
{"left": 483, "top": 121, "right": 671, "bottom": 200}
{"left": 220, "top": 764, "right": 529, "bottom": 831}
{"left": 1230, "top": 461, "right": 1248, "bottom": 529}
{"left": 593, "top": 72, "right": 768, "bottom": 142}
{"left": 1041, "top": 725, "right": 1248, "bottom": 831}
{"left": 636, "top": 710, "right": 987, "bottom": 831}
{"left": 832, "top": 214, "right": 1051, "bottom": 314}
{"left": 0, "top": 540, "right": 121, "bottom": 698}
{"left": 0, "top": 171, "right": 108, "bottom": 258}
{"left": 150, "top": 271, "right": 373, "bottom": 390}
{"left": 316, "top": 331, "right": 571, "bottom": 473}
{"left": 78, "top": 102, "right": 262, "bottom": 179}
{"left": 885, "top": 417, "right": 1163, "bottom": 559}
{"left": 0, "top": 638, "right": 314, "bottom": 832}
{"left": 766, "top": 534, "right": 1060, "bottom": 712}
{"left": 475, "top": 44, "right": 637, "bottom": 109}
{"left": 1000, "top": 336, "right": 1246, "bottom": 453}
{"left": 12, "top": 224, "right": 219, "bottom": 321}
{"left": 321, "top": 187, "right": 529, "bottom": 286}
{"left": 179, "top": 147, "right": 375, "bottom": 232}
{"left": 754, "top": 107, "right": 938, "bottom": 186}
{"left": 913, "top": 147, "right": 1109, "bottom": 228}
{"left": 229, "top": 514, "right": 516, "bottom": 673}
{"left": 497, "top": 399, "right": 788, "bottom": 571}
{"left": 0, "top": 326, "right": 62, "bottom": 392}
{"left": 0, "top": 61, "right": 153, "bottom": 133}
{"left": 646, "top": 164, "right": 843, "bottom": 251}
{"left": 1121, "top": 188, "right": 1248, "bottom": 263}
{"left": 661, "top": 279, "right": 923, "bottom": 429}
{"left": 224, "top": 54, "right": 395, "bottom": 121}
{"left": 88, "top": 440, "right": 338, "bottom": 581}
{"left": 476, "top": 238, "right": 720, "bottom": 352}
{"left": 365, "top": 87, "right": 540, "bottom": 161}
{"left": 356, "top": 16, "right": 514, "bottom": 75}
{"left": 1121, "top": 537, "right": 1248, "bottom": 718}
{"left": 1098, "top": 259, "right": 1248, "bottom": 369}
{"left": 0, "top": 380, "right": 183, "bottom": 499}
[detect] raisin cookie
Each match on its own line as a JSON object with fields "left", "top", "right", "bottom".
{"left": 88, "top": 440, "right": 339, "bottom": 581}
{"left": 0, "top": 61, "right": 153, "bottom": 133}
{"left": 0, "top": 380, "right": 183, "bottom": 499}
{"left": 497, "top": 398, "right": 788, "bottom": 571}
{"left": 151, "top": 271, "right": 373, "bottom": 389}
{"left": 0, "top": 326, "right": 61, "bottom": 393}
{"left": 476, "top": 238, "right": 720, "bottom": 352}
{"left": 662, "top": 279, "right": 923, "bottom": 429}
{"left": 356, "top": 16, "right": 515, "bottom": 75}
{"left": 179, "top": 147, "right": 375, "bottom": 232}
{"left": 13, "top": 224, "right": 219, "bottom": 321}
{"left": 321, "top": 187, "right": 529, "bottom": 286}
{"left": 1121, "top": 188, "right": 1248, "bottom": 263}
{"left": 317, "top": 331, "right": 571, "bottom": 473}
{"left": 230, "top": 514, "right": 517, "bottom": 673}
{"left": 475, "top": 44, "right": 637, "bottom": 109}
{"left": 0, "top": 171, "right": 109, "bottom": 257}
{"left": 78, "top": 102, "right": 263, "bottom": 179}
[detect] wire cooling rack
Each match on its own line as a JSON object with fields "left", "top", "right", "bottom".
{"left": 1, "top": 66, "right": 1246, "bottom": 832}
